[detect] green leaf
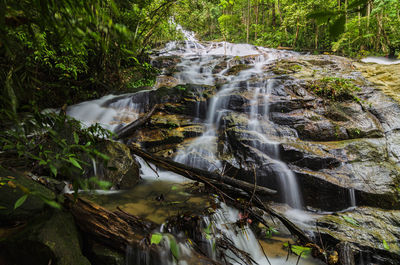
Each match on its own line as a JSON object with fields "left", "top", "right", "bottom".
{"left": 42, "top": 198, "right": 61, "bottom": 209}
{"left": 169, "top": 237, "right": 180, "bottom": 260}
{"left": 291, "top": 245, "right": 311, "bottom": 258}
{"left": 14, "top": 194, "right": 28, "bottom": 209}
{"left": 342, "top": 215, "right": 359, "bottom": 226}
{"left": 73, "top": 132, "right": 79, "bottom": 144}
{"left": 69, "top": 157, "right": 82, "bottom": 169}
{"left": 171, "top": 185, "right": 179, "bottom": 191}
{"left": 383, "top": 240, "right": 390, "bottom": 250}
{"left": 49, "top": 164, "right": 57, "bottom": 176}
{"left": 151, "top": 233, "right": 163, "bottom": 245}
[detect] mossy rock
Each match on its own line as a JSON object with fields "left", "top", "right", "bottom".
{"left": 225, "top": 64, "right": 252, "bottom": 75}
{"left": 1, "top": 210, "right": 90, "bottom": 265}
{"left": 86, "top": 240, "right": 125, "bottom": 265}
{"left": 0, "top": 168, "right": 56, "bottom": 224}
{"left": 95, "top": 140, "right": 140, "bottom": 189}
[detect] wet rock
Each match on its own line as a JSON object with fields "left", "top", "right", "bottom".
{"left": 0, "top": 169, "right": 56, "bottom": 224}
{"left": 85, "top": 240, "right": 125, "bottom": 265}
{"left": 224, "top": 64, "right": 252, "bottom": 75}
{"left": 151, "top": 55, "right": 181, "bottom": 75}
{"left": 386, "top": 130, "right": 400, "bottom": 164}
{"left": 95, "top": 141, "right": 140, "bottom": 189}
{"left": 355, "top": 62, "right": 400, "bottom": 104}
{"left": 280, "top": 142, "right": 341, "bottom": 170}
{"left": 316, "top": 207, "right": 400, "bottom": 264}
{"left": 133, "top": 128, "right": 185, "bottom": 149}
{"left": 154, "top": 75, "right": 179, "bottom": 89}
{"left": 366, "top": 92, "right": 400, "bottom": 133}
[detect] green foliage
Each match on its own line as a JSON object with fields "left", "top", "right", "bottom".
{"left": 264, "top": 227, "right": 279, "bottom": 239}
{"left": 342, "top": 215, "right": 360, "bottom": 226}
{"left": 1, "top": 0, "right": 179, "bottom": 113}
{"left": 14, "top": 194, "right": 28, "bottom": 209}
{"left": 383, "top": 239, "right": 390, "bottom": 250}
{"left": 0, "top": 108, "right": 111, "bottom": 187}
{"left": 310, "top": 77, "right": 361, "bottom": 101}
{"left": 174, "top": 0, "right": 400, "bottom": 57}
{"left": 284, "top": 243, "right": 312, "bottom": 258}
{"left": 151, "top": 233, "right": 163, "bottom": 244}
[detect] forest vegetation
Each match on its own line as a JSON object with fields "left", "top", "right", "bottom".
{"left": 1, "top": 1, "right": 400, "bottom": 264}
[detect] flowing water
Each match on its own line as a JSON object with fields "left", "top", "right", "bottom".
{"left": 171, "top": 27, "right": 303, "bottom": 209}
{"left": 361, "top": 56, "right": 400, "bottom": 65}
{"left": 66, "top": 26, "right": 326, "bottom": 264}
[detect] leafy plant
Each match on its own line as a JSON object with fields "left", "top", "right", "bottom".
{"left": 0, "top": 108, "right": 111, "bottom": 190}
{"left": 284, "top": 243, "right": 312, "bottom": 258}
{"left": 310, "top": 77, "right": 361, "bottom": 101}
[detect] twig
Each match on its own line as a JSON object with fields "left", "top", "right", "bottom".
{"left": 257, "top": 239, "right": 272, "bottom": 265}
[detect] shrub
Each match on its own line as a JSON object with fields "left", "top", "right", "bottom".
{"left": 310, "top": 77, "right": 361, "bottom": 101}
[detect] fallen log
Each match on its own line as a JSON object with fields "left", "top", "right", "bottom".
{"left": 114, "top": 104, "right": 158, "bottom": 140}
{"left": 129, "top": 145, "right": 277, "bottom": 196}
{"left": 64, "top": 194, "right": 145, "bottom": 251}
{"left": 129, "top": 146, "right": 314, "bottom": 246}
{"left": 64, "top": 194, "right": 220, "bottom": 265}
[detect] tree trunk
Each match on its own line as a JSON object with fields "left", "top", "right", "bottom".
{"left": 293, "top": 17, "right": 300, "bottom": 48}
{"left": 64, "top": 195, "right": 219, "bottom": 264}
{"left": 129, "top": 146, "right": 277, "bottom": 196}
{"left": 247, "top": 0, "right": 250, "bottom": 43}
{"left": 254, "top": 0, "right": 259, "bottom": 40}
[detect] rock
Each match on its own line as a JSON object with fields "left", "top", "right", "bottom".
{"left": 0, "top": 169, "right": 56, "bottom": 224}
{"left": 355, "top": 62, "right": 400, "bottom": 104}
{"left": 280, "top": 142, "right": 341, "bottom": 170}
{"left": 0, "top": 240, "right": 56, "bottom": 265}
{"left": 85, "top": 240, "right": 125, "bottom": 265}
{"left": 95, "top": 140, "right": 140, "bottom": 189}
{"left": 151, "top": 55, "right": 181, "bottom": 75}
{"left": 316, "top": 207, "right": 400, "bottom": 264}
{"left": 224, "top": 64, "right": 252, "bottom": 75}
{"left": 154, "top": 75, "right": 179, "bottom": 89}
{"left": 1, "top": 210, "right": 90, "bottom": 265}
{"left": 133, "top": 128, "right": 185, "bottom": 149}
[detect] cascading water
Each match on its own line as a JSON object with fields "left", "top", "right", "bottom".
{"left": 171, "top": 26, "right": 303, "bottom": 209}
{"left": 65, "top": 24, "right": 321, "bottom": 264}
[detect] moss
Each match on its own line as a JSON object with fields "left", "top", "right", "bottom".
{"left": 0, "top": 168, "right": 56, "bottom": 223}
{"left": 225, "top": 64, "right": 251, "bottom": 75}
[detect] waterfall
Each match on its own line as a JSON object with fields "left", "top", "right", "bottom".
{"left": 349, "top": 188, "right": 356, "bottom": 208}
{"left": 171, "top": 26, "right": 302, "bottom": 209}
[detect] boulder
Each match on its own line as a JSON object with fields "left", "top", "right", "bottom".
{"left": 0, "top": 169, "right": 56, "bottom": 224}
{"left": 95, "top": 140, "right": 140, "bottom": 189}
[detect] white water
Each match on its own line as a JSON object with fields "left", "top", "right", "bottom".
{"left": 66, "top": 92, "right": 150, "bottom": 132}
{"left": 361, "top": 56, "right": 400, "bottom": 65}
{"left": 172, "top": 26, "right": 303, "bottom": 209}
{"left": 66, "top": 25, "right": 311, "bottom": 265}
{"left": 349, "top": 188, "right": 356, "bottom": 208}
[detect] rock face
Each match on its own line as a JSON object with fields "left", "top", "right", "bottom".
{"left": 134, "top": 54, "right": 400, "bottom": 211}
{"left": 126, "top": 47, "right": 400, "bottom": 261}
{"left": 316, "top": 207, "right": 400, "bottom": 264}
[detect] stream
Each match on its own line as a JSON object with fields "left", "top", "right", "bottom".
{"left": 66, "top": 26, "right": 400, "bottom": 265}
